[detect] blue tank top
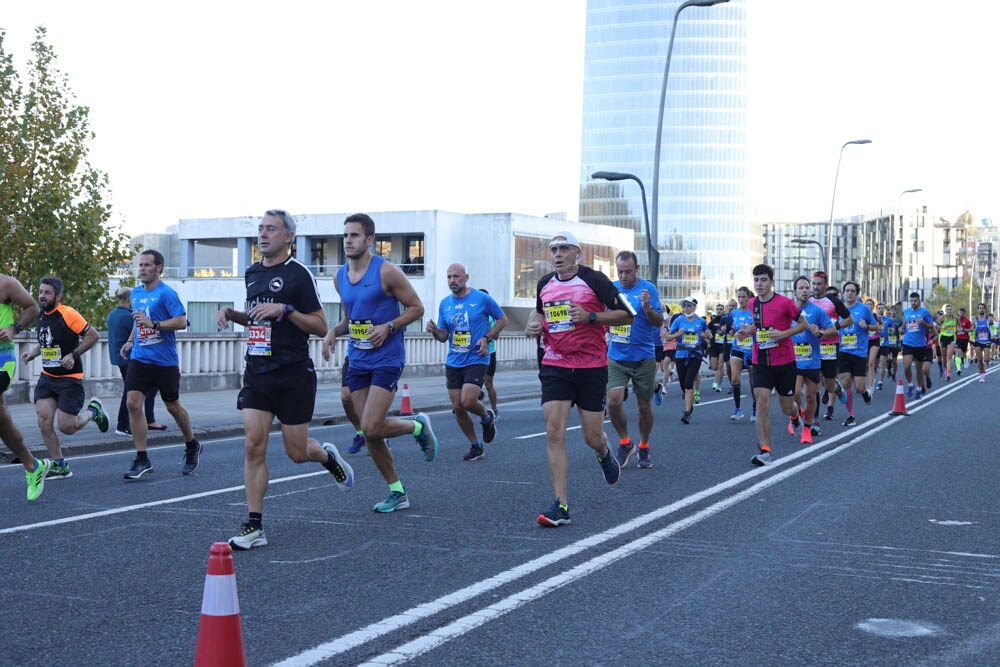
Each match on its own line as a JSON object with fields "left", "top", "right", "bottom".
{"left": 336, "top": 256, "right": 405, "bottom": 370}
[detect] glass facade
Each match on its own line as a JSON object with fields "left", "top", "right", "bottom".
{"left": 579, "top": 0, "right": 758, "bottom": 304}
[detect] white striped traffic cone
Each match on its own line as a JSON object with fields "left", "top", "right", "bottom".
{"left": 195, "top": 542, "right": 247, "bottom": 667}
{"left": 400, "top": 383, "right": 414, "bottom": 415}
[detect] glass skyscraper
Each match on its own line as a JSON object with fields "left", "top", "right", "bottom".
{"left": 579, "top": 0, "right": 758, "bottom": 304}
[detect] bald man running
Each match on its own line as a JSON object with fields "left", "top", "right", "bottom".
{"left": 427, "top": 262, "right": 508, "bottom": 461}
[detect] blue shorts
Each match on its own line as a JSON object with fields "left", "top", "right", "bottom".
{"left": 345, "top": 363, "right": 404, "bottom": 394}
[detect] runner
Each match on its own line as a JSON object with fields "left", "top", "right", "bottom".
{"left": 864, "top": 298, "right": 882, "bottom": 392}
{"left": 809, "top": 271, "right": 853, "bottom": 422}
{"left": 607, "top": 251, "right": 663, "bottom": 469}
{"left": 120, "top": 249, "right": 201, "bottom": 480}
{"left": 708, "top": 303, "right": 727, "bottom": 392}
{"left": 526, "top": 231, "right": 633, "bottom": 527}
{"left": 479, "top": 288, "right": 501, "bottom": 418}
{"left": 788, "top": 276, "right": 836, "bottom": 444}
{"left": 836, "top": 282, "right": 877, "bottom": 427}
{"left": 321, "top": 213, "right": 433, "bottom": 514}
{"left": 728, "top": 287, "right": 755, "bottom": 421}
{"left": 426, "top": 263, "right": 507, "bottom": 462}
{"left": 877, "top": 303, "right": 901, "bottom": 389}
{"left": 956, "top": 307, "right": 972, "bottom": 374}
{"left": 658, "top": 307, "right": 681, "bottom": 401}
{"left": 736, "top": 264, "right": 807, "bottom": 465}
{"left": 663, "top": 296, "right": 711, "bottom": 425}
{"left": 218, "top": 209, "right": 353, "bottom": 549}
{"left": 900, "top": 292, "right": 938, "bottom": 400}
{"left": 972, "top": 302, "right": 991, "bottom": 382}
{"left": 107, "top": 287, "right": 164, "bottom": 436}
{"left": 0, "top": 273, "right": 51, "bottom": 501}
{"left": 20, "top": 276, "right": 109, "bottom": 479}
{"left": 936, "top": 304, "right": 958, "bottom": 381}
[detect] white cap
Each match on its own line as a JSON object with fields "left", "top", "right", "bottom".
{"left": 549, "top": 231, "right": 581, "bottom": 249}
{"left": 681, "top": 295, "right": 698, "bottom": 306}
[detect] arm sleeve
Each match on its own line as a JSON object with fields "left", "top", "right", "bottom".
{"left": 831, "top": 297, "right": 851, "bottom": 319}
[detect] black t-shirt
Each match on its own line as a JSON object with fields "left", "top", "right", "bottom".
{"left": 244, "top": 257, "right": 323, "bottom": 373}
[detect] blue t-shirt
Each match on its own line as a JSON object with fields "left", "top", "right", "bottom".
{"left": 130, "top": 282, "right": 186, "bottom": 367}
{"left": 669, "top": 315, "right": 707, "bottom": 359}
{"left": 730, "top": 307, "right": 754, "bottom": 353}
{"left": 882, "top": 317, "right": 899, "bottom": 347}
{"left": 792, "top": 302, "right": 832, "bottom": 370}
{"left": 902, "top": 306, "right": 936, "bottom": 348}
{"left": 839, "top": 301, "right": 877, "bottom": 358}
{"left": 106, "top": 305, "right": 133, "bottom": 368}
{"left": 609, "top": 278, "right": 662, "bottom": 362}
{"left": 436, "top": 289, "right": 505, "bottom": 368}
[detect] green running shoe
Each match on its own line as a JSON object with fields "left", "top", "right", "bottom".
{"left": 413, "top": 413, "right": 438, "bottom": 462}
{"left": 26, "top": 458, "right": 52, "bottom": 501}
{"left": 46, "top": 461, "right": 73, "bottom": 479}
{"left": 88, "top": 398, "right": 109, "bottom": 433}
{"left": 373, "top": 490, "right": 410, "bottom": 513}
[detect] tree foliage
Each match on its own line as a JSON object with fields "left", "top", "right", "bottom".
{"left": 0, "top": 27, "right": 132, "bottom": 327}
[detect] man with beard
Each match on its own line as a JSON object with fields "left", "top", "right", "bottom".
{"left": 808, "top": 271, "right": 853, "bottom": 422}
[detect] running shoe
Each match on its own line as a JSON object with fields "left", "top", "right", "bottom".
{"left": 481, "top": 409, "right": 497, "bottom": 444}
{"left": 123, "top": 457, "right": 153, "bottom": 480}
{"left": 680, "top": 411, "right": 691, "bottom": 425}
{"left": 980, "top": 374, "right": 986, "bottom": 383}
{"left": 537, "top": 499, "right": 571, "bottom": 527}
{"left": 914, "top": 389, "right": 922, "bottom": 400}
{"left": 843, "top": 415, "right": 857, "bottom": 427}
{"left": 115, "top": 426, "right": 132, "bottom": 437}
{"left": 956, "top": 367, "right": 962, "bottom": 376}
{"left": 926, "top": 377, "right": 932, "bottom": 390}
{"left": 615, "top": 440, "right": 636, "bottom": 468}
{"left": 750, "top": 407, "right": 757, "bottom": 423}
{"left": 88, "top": 398, "right": 109, "bottom": 433}
{"left": 653, "top": 383, "right": 663, "bottom": 406}
{"left": 876, "top": 381, "right": 883, "bottom": 390}
{"left": 637, "top": 448, "right": 652, "bottom": 468}
{"left": 835, "top": 380, "right": 846, "bottom": 404}
{"left": 26, "top": 458, "right": 52, "bottom": 501}
{"left": 751, "top": 451, "right": 772, "bottom": 466}
{"left": 181, "top": 440, "right": 202, "bottom": 475}
{"left": 712, "top": 382, "right": 721, "bottom": 392}
{"left": 730, "top": 408, "right": 744, "bottom": 421}
{"left": 373, "top": 490, "right": 410, "bottom": 513}
{"left": 824, "top": 406, "right": 834, "bottom": 421}
{"left": 46, "top": 461, "right": 73, "bottom": 480}
{"left": 462, "top": 444, "right": 485, "bottom": 461}
{"left": 598, "top": 448, "right": 620, "bottom": 485}
{"left": 321, "top": 443, "right": 354, "bottom": 490}
{"left": 787, "top": 419, "right": 797, "bottom": 435}
{"left": 938, "top": 366, "right": 944, "bottom": 378}
{"left": 800, "top": 427, "right": 813, "bottom": 445}
{"left": 810, "top": 424, "right": 822, "bottom": 437}
{"left": 906, "top": 384, "right": 914, "bottom": 399}
{"left": 229, "top": 523, "right": 267, "bottom": 550}
{"left": 694, "top": 389, "right": 701, "bottom": 404}
{"left": 945, "top": 372, "right": 952, "bottom": 381}
{"left": 413, "top": 413, "right": 439, "bottom": 462}
{"left": 347, "top": 432, "right": 366, "bottom": 454}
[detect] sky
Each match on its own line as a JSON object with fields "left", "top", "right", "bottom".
{"left": 3, "top": 1, "right": 999, "bottom": 239}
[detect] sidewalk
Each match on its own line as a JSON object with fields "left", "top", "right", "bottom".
{"left": 1, "top": 369, "right": 546, "bottom": 462}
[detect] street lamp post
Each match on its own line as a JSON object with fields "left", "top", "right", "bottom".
{"left": 789, "top": 238, "right": 827, "bottom": 276}
{"left": 591, "top": 171, "right": 659, "bottom": 283}
{"left": 650, "top": 0, "right": 730, "bottom": 292}
{"left": 825, "top": 139, "right": 872, "bottom": 280}
{"left": 893, "top": 187, "right": 922, "bottom": 304}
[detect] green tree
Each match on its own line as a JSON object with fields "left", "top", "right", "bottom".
{"left": 0, "top": 26, "right": 132, "bottom": 326}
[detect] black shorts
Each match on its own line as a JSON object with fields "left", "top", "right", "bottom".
{"left": 665, "top": 349, "right": 676, "bottom": 360}
{"left": 539, "top": 364, "right": 607, "bottom": 413}
{"left": 722, "top": 343, "right": 732, "bottom": 363}
{"left": 33, "top": 374, "right": 85, "bottom": 414}
{"left": 820, "top": 358, "right": 839, "bottom": 380}
{"left": 879, "top": 346, "right": 898, "bottom": 358}
{"left": 655, "top": 348, "right": 666, "bottom": 363}
{"left": 238, "top": 359, "right": 316, "bottom": 425}
{"left": 675, "top": 356, "right": 702, "bottom": 391}
{"left": 838, "top": 354, "right": 867, "bottom": 377}
{"left": 939, "top": 335, "right": 955, "bottom": 347}
{"left": 709, "top": 341, "right": 724, "bottom": 358}
{"left": 126, "top": 360, "right": 181, "bottom": 402}
{"left": 868, "top": 337, "right": 880, "bottom": 351}
{"left": 957, "top": 338, "right": 969, "bottom": 353}
{"left": 446, "top": 364, "right": 488, "bottom": 390}
{"left": 752, "top": 362, "right": 797, "bottom": 396}
{"left": 974, "top": 341, "right": 992, "bottom": 349}
{"left": 486, "top": 351, "right": 497, "bottom": 378}
{"left": 796, "top": 367, "right": 822, "bottom": 383}
{"left": 901, "top": 345, "right": 932, "bottom": 363}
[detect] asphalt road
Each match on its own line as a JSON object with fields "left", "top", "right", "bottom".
{"left": 2, "top": 365, "right": 999, "bottom": 666}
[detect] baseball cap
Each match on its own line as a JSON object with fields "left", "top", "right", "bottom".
{"left": 681, "top": 296, "right": 698, "bottom": 306}
{"left": 549, "top": 232, "right": 581, "bottom": 249}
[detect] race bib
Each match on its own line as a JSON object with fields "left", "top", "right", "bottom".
{"left": 734, "top": 335, "right": 751, "bottom": 351}
{"left": 610, "top": 324, "right": 631, "bottom": 345}
{"left": 682, "top": 332, "right": 699, "bottom": 349}
{"left": 451, "top": 330, "right": 472, "bottom": 354}
{"left": 820, "top": 343, "right": 837, "bottom": 360}
{"left": 543, "top": 300, "right": 575, "bottom": 334}
{"left": 978, "top": 330, "right": 991, "bottom": 343}
{"left": 757, "top": 329, "right": 777, "bottom": 350}
{"left": 247, "top": 324, "right": 272, "bottom": 356}
{"left": 41, "top": 346, "right": 62, "bottom": 368}
{"left": 794, "top": 343, "right": 812, "bottom": 361}
{"left": 349, "top": 319, "right": 374, "bottom": 350}
{"left": 841, "top": 333, "right": 858, "bottom": 350}
{"left": 136, "top": 324, "right": 161, "bottom": 347}
{"left": 887, "top": 331, "right": 898, "bottom": 344}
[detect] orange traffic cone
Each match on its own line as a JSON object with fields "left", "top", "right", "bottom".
{"left": 195, "top": 542, "right": 247, "bottom": 667}
{"left": 888, "top": 378, "right": 908, "bottom": 416}
{"left": 400, "top": 383, "right": 414, "bottom": 415}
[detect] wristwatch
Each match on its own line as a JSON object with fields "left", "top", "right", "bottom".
{"left": 11, "top": 322, "right": 23, "bottom": 334}
{"left": 152, "top": 321, "right": 160, "bottom": 330}
{"left": 387, "top": 321, "right": 398, "bottom": 334}
{"left": 588, "top": 311, "right": 597, "bottom": 323}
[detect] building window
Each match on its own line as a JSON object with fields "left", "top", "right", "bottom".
{"left": 189, "top": 301, "right": 232, "bottom": 332}
{"left": 403, "top": 235, "right": 424, "bottom": 275}
{"left": 374, "top": 237, "right": 392, "bottom": 262}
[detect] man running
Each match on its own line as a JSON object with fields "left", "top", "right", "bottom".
{"left": 956, "top": 307, "right": 972, "bottom": 373}
{"left": 736, "top": 264, "right": 807, "bottom": 466}
{"left": 900, "top": 292, "right": 938, "bottom": 399}
{"left": 728, "top": 286, "right": 755, "bottom": 421}
{"left": 663, "top": 296, "right": 711, "bottom": 425}
{"left": 708, "top": 303, "right": 727, "bottom": 392}
{"left": 426, "top": 263, "right": 507, "bottom": 462}
{"left": 526, "top": 231, "right": 633, "bottom": 527}
{"left": 479, "top": 289, "right": 501, "bottom": 418}
{"left": 936, "top": 304, "right": 958, "bottom": 381}
{"left": 972, "top": 303, "right": 991, "bottom": 382}
{"left": 120, "top": 250, "right": 201, "bottom": 480}
{"left": 607, "top": 251, "right": 663, "bottom": 469}
{"left": 836, "top": 282, "right": 877, "bottom": 427}
{"left": 789, "top": 276, "right": 835, "bottom": 444}
{"left": 0, "top": 273, "right": 51, "bottom": 501}
{"left": 809, "top": 271, "right": 853, "bottom": 422}
{"left": 877, "top": 303, "right": 901, "bottom": 389}
{"left": 20, "top": 277, "right": 109, "bottom": 479}
{"left": 864, "top": 298, "right": 882, "bottom": 392}
{"left": 219, "top": 210, "right": 353, "bottom": 549}
{"left": 322, "top": 213, "right": 434, "bottom": 514}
